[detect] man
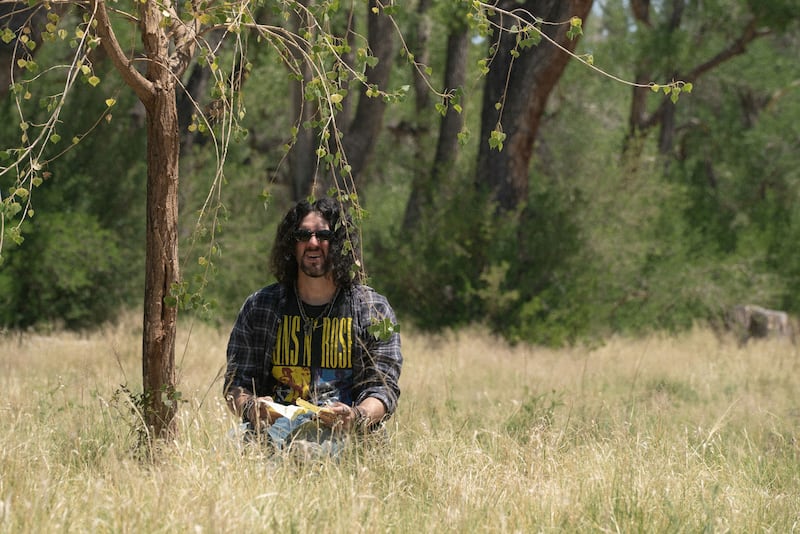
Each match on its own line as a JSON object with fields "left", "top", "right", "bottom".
{"left": 224, "top": 197, "right": 402, "bottom": 451}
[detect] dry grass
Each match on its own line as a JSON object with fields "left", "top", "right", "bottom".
{"left": 1, "top": 314, "right": 799, "bottom": 532}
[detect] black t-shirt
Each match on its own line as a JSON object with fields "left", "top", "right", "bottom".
{"left": 267, "top": 288, "right": 354, "bottom": 406}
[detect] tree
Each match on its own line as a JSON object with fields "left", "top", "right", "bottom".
{"left": 0, "top": 0, "right": 443, "bottom": 440}
{"left": 476, "top": 0, "right": 594, "bottom": 213}
{"left": 0, "top": 0, "right": 387, "bottom": 440}
{"left": 624, "top": 0, "right": 784, "bottom": 156}
{"left": 402, "top": 0, "right": 470, "bottom": 232}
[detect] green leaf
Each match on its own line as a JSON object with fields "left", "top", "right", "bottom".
{"left": 367, "top": 317, "right": 399, "bottom": 341}
{"left": 6, "top": 226, "right": 24, "bottom": 245}
{"left": 6, "top": 202, "right": 22, "bottom": 217}
{"left": 489, "top": 129, "right": 506, "bottom": 151}
{"left": 567, "top": 16, "right": 583, "bottom": 39}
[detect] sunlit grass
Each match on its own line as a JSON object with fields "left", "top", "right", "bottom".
{"left": 1, "top": 315, "right": 799, "bottom": 532}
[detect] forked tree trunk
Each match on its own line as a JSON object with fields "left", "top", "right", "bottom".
{"left": 402, "top": 26, "right": 469, "bottom": 232}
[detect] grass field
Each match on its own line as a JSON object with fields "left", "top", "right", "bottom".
{"left": 1, "top": 314, "right": 799, "bottom": 532}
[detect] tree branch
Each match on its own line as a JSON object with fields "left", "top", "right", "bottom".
{"left": 167, "top": 0, "right": 200, "bottom": 79}
{"left": 684, "top": 19, "right": 766, "bottom": 81}
{"left": 642, "top": 18, "right": 767, "bottom": 131}
{"left": 91, "top": 0, "right": 154, "bottom": 103}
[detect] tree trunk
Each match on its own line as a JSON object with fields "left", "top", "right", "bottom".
{"left": 138, "top": 0, "right": 181, "bottom": 440}
{"left": 338, "top": 0, "right": 396, "bottom": 190}
{"left": 287, "top": 0, "right": 318, "bottom": 200}
{"left": 92, "top": 0, "right": 183, "bottom": 440}
{"left": 141, "top": 88, "right": 180, "bottom": 440}
{"left": 476, "top": 0, "right": 593, "bottom": 213}
{"left": 403, "top": 27, "right": 469, "bottom": 231}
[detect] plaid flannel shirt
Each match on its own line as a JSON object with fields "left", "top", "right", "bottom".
{"left": 224, "top": 283, "right": 402, "bottom": 415}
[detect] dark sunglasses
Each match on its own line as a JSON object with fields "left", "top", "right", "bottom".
{"left": 293, "top": 228, "right": 335, "bottom": 242}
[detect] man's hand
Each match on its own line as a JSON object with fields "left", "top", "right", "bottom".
{"left": 251, "top": 396, "right": 280, "bottom": 424}
{"left": 316, "top": 401, "right": 359, "bottom": 431}
{"left": 226, "top": 387, "right": 280, "bottom": 426}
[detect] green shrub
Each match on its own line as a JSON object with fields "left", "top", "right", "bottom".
{"left": 0, "top": 212, "right": 127, "bottom": 329}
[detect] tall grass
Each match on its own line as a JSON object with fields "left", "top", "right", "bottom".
{"left": 1, "top": 314, "right": 799, "bottom": 532}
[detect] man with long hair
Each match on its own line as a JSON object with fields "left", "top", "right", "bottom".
{"left": 223, "top": 197, "right": 402, "bottom": 451}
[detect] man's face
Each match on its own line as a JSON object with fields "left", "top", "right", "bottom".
{"left": 294, "top": 211, "right": 333, "bottom": 278}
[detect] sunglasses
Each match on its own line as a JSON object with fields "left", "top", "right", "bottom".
{"left": 293, "top": 228, "right": 335, "bottom": 242}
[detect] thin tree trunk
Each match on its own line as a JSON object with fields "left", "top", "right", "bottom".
{"left": 288, "top": 0, "right": 318, "bottom": 200}
{"left": 403, "top": 27, "right": 469, "bottom": 231}
{"left": 338, "top": 0, "right": 396, "bottom": 190}
{"left": 139, "top": 0, "right": 181, "bottom": 440}
{"left": 95, "top": 0, "right": 187, "bottom": 439}
{"left": 141, "top": 88, "right": 180, "bottom": 439}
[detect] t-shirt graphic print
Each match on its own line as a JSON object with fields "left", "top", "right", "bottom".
{"left": 269, "top": 290, "right": 354, "bottom": 407}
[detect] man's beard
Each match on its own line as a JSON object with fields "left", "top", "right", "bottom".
{"left": 300, "top": 255, "right": 331, "bottom": 278}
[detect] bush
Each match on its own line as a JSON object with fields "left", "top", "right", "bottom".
{"left": 0, "top": 212, "right": 127, "bottom": 329}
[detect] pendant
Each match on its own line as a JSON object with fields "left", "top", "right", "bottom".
{"left": 304, "top": 319, "right": 315, "bottom": 338}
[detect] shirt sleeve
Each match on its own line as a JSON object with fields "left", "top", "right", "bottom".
{"left": 353, "top": 287, "right": 403, "bottom": 415}
{"left": 223, "top": 286, "right": 280, "bottom": 397}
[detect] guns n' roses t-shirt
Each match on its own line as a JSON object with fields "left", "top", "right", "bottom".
{"left": 267, "top": 288, "right": 354, "bottom": 406}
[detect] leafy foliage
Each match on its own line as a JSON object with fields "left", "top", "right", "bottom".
{"left": 0, "top": 0, "right": 798, "bottom": 351}
{"left": 0, "top": 211, "right": 127, "bottom": 329}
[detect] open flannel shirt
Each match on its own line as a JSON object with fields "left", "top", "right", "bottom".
{"left": 224, "top": 283, "right": 402, "bottom": 416}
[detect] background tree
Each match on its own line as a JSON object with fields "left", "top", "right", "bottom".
{"left": 476, "top": 0, "right": 594, "bottom": 213}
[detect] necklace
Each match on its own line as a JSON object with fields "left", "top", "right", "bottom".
{"left": 295, "top": 284, "right": 340, "bottom": 338}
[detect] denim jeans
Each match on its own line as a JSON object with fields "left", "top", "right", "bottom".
{"left": 231, "top": 413, "right": 348, "bottom": 458}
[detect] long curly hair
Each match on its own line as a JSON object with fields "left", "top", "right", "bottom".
{"left": 269, "top": 197, "right": 362, "bottom": 288}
